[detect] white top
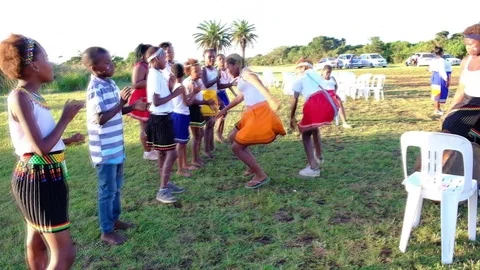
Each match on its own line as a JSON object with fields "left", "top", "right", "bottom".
{"left": 202, "top": 66, "right": 218, "bottom": 91}
{"left": 461, "top": 56, "right": 480, "bottom": 97}
{"left": 428, "top": 57, "right": 448, "bottom": 81}
{"left": 184, "top": 76, "right": 204, "bottom": 101}
{"left": 320, "top": 77, "right": 337, "bottom": 91}
{"left": 147, "top": 68, "right": 174, "bottom": 114}
{"left": 237, "top": 69, "right": 266, "bottom": 106}
{"left": 218, "top": 69, "right": 232, "bottom": 91}
{"left": 292, "top": 69, "right": 326, "bottom": 101}
{"left": 8, "top": 90, "right": 65, "bottom": 156}
{"left": 171, "top": 82, "right": 190, "bottom": 115}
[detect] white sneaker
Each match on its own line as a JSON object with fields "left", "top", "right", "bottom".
{"left": 299, "top": 166, "right": 320, "bottom": 177}
{"left": 143, "top": 151, "right": 158, "bottom": 161}
{"left": 434, "top": 110, "right": 444, "bottom": 116}
{"left": 342, "top": 123, "right": 352, "bottom": 129}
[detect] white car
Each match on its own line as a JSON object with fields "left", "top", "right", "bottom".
{"left": 443, "top": 53, "right": 461, "bottom": 66}
{"left": 359, "top": 53, "right": 388, "bottom": 68}
{"left": 405, "top": 53, "right": 435, "bottom": 66}
{"left": 314, "top": 57, "right": 343, "bottom": 70}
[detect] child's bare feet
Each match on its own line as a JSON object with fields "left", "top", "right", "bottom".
{"left": 215, "top": 134, "right": 225, "bottom": 143}
{"left": 204, "top": 152, "right": 214, "bottom": 159}
{"left": 114, "top": 220, "right": 135, "bottom": 230}
{"left": 191, "top": 160, "right": 204, "bottom": 167}
{"left": 101, "top": 232, "right": 126, "bottom": 245}
{"left": 176, "top": 170, "right": 192, "bottom": 177}
{"left": 185, "top": 164, "right": 198, "bottom": 171}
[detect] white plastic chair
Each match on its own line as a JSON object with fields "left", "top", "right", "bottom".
{"left": 336, "top": 72, "right": 356, "bottom": 101}
{"left": 281, "top": 72, "right": 295, "bottom": 96}
{"left": 261, "top": 69, "right": 275, "bottom": 88}
{"left": 354, "top": 73, "right": 372, "bottom": 99}
{"left": 399, "top": 131, "right": 478, "bottom": 264}
{"left": 367, "top": 74, "right": 386, "bottom": 101}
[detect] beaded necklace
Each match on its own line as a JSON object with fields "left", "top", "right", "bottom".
{"left": 16, "top": 87, "right": 50, "bottom": 109}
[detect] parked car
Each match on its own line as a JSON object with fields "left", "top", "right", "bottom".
{"left": 443, "top": 53, "right": 461, "bottom": 65}
{"left": 314, "top": 57, "right": 343, "bottom": 70}
{"left": 337, "top": 54, "right": 363, "bottom": 68}
{"left": 405, "top": 53, "right": 435, "bottom": 66}
{"left": 359, "top": 53, "right": 388, "bottom": 68}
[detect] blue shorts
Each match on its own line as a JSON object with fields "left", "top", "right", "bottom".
{"left": 217, "top": 90, "right": 230, "bottom": 109}
{"left": 171, "top": 113, "right": 190, "bottom": 144}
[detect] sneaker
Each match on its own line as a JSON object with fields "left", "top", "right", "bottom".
{"left": 342, "top": 123, "right": 352, "bottom": 129}
{"left": 143, "top": 151, "right": 158, "bottom": 161}
{"left": 299, "top": 166, "right": 320, "bottom": 177}
{"left": 156, "top": 188, "right": 177, "bottom": 203}
{"left": 434, "top": 110, "right": 444, "bottom": 116}
{"left": 167, "top": 182, "right": 185, "bottom": 194}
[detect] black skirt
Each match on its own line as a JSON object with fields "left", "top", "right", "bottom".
{"left": 442, "top": 94, "right": 480, "bottom": 142}
{"left": 146, "top": 114, "right": 176, "bottom": 151}
{"left": 11, "top": 151, "right": 70, "bottom": 233}
{"left": 189, "top": 104, "right": 205, "bottom": 127}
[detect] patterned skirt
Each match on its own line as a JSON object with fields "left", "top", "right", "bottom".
{"left": 442, "top": 94, "right": 480, "bottom": 142}
{"left": 11, "top": 151, "right": 70, "bottom": 233}
{"left": 146, "top": 114, "right": 176, "bottom": 151}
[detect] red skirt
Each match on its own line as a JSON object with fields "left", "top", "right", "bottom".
{"left": 128, "top": 88, "right": 149, "bottom": 122}
{"left": 298, "top": 91, "right": 338, "bottom": 133}
{"left": 326, "top": 90, "right": 341, "bottom": 108}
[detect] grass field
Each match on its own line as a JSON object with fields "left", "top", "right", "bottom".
{"left": 2, "top": 64, "right": 480, "bottom": 269}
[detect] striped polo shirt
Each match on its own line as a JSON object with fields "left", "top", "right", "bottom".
{"left": 86, "top": 75, "right": 125, "bottom": 165}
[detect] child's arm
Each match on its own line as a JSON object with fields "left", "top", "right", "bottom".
{"left": 131, "top": 64, "right": 148, "bottom": 89}
{"left": 228, "top": 86, "right": 238, "bottom": 97}
{"left": 153, "top": 88, "right": 182, "bottom": 106}
{"left": 63, "top": 133, "right": 85, "bottom": 145}
{"left": 179, "top": 85, "right": 195, "bottom": 106}
{"left": 332, "top": 77, "right": 338, "bottom": 92}
{"left": 95, "top": 87, "right": 133, "bottom": 125}
{"left": 290, "top": 93, "right": 300, "bottom": 129}
{"left": 201, "top": 67, "right": 218, "bottom": 88}
{"left": 216, "top": 93, "right": 244, "bottom": 120}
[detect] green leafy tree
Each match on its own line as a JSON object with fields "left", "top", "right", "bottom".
{"left": 231, "top": 20, "right": 258, "bottom": 62}
{"left": 193, "top": 20, "right": 231, "bottom": 53}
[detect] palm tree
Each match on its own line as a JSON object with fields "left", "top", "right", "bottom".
{"left": 193, "top": 20, "right": 231, "bottom": 53}
{"left": 231, "top": 20, "right": 258, "bottom": 62}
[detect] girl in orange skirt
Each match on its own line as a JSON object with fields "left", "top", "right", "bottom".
{"left": 290, "top": 59, "right": 338, "bottom": 177}
{"left": 216, "top": 54, "right": 286, "bottom": 189}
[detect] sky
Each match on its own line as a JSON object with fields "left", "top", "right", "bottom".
{"left": 0, "top": 0, "right": 478, "bottom": 64}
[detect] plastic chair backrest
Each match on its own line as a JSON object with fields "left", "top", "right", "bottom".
{"left": 401, "top": 131, "right": 473, "bottom": 194}
{"left": 372, "top": 74, "right": 386, "bottom": 88}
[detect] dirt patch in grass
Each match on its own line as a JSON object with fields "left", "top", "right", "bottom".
{"left": 274, "top": 208, "right": 294, "bottom": 223}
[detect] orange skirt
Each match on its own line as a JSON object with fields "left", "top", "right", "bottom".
{"left": 235, "top": 101, "right": 286, "bottom": 145}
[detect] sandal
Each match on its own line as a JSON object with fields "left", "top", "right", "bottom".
{"left": 245, "top": 177, "right": 271, "bottom": 189}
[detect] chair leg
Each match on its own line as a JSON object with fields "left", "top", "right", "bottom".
{"left": 440, "top": 195, "right": 459, "bottom": 264}
{"left": 399, "top": 190, "right": 422, "bottom": 252}
{"left": 468, "top": 192, "right": 477, "bottom": 241}
{"left": 412, "top": 197, "right": 423, "bottom": 227}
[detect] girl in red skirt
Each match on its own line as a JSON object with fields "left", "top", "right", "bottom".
{"left": 128, "top": 44, "right": 158, "bottom": 160}
{"left": 290, "top": 59, "right": 338, "bottom": 177}
{"left": 321, "top": 65, "right": 352, "bottom": 128}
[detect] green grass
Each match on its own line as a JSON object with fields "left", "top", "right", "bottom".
{"left": 1, "top": 65, "right": 480, "bottom": 269}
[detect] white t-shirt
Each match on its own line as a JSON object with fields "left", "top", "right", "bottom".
{"left": 183, "top": 76, "right": 204, "bottom": 101}
{"left": 292, "top": 69, "right": 325, "bottom": 101}
{"left": 237, "top": 68, "right": 266, "bottom": 106}
{"left": 147, "top": 68, "right": 173, "bottom": 114}
{"left": 171, "top": 82, "right": 190, "bottom": 115}
{"left": 320, "top": 77, "right": 337, "bottom": 91}
{"left": 218, "top": 69, "right": 232, "bottom": 91}
{"left": 428, "top": 57, "right": 448, "bottom": 81}
{"left": 202, "top": 66, "right": 218, "bottom": 91}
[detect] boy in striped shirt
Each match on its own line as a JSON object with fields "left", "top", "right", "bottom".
{"left": 83, "top": 47, "right": 147, "bottom": 245}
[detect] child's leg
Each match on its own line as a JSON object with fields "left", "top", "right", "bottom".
{"left": 338, "top": 101, "right": 348, "bottom": 124}
{"left": 204, "top": 117, "right": 214, "bottom": 156}
{"left": 302, "top": 130, "right": 319, "bottom": 169}
{"left": 312, "top": 128, "right": 322, "bottom": 159}
{"left": 191, "top": 127, "right": 203, "bottom": 166}
{"left": 41, "top": 230, "right": 76, "bottom": 269}
{"left": 112, "top": 164, "right": 125, "bottom": 224}
{"left": 176, "top": 144, "right": 191, "bottom": 177}
{"left": 158, "top": 151, "right": 166, "bottom": 174}
{"left": 160, "top": 150, "right": 178, "bottom": 188}
{"left": 25, "top": 226, "right": 48, "bottom": 270}
{"left": 140, "top": 121, "right": 149, "bottom": 152}
{"left": 215, "top": 115, "right": 226, "bottom": 143}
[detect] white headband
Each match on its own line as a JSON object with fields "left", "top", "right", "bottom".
{"left": 147, "top": 48, "right": 165, "bottom": 62}
{"left": 296, "top": 62, "right": 313, "bottom": 68}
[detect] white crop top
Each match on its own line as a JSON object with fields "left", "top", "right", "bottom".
{"left": 461, "top": 56, "right": 480, "bottom": 98}
{"left": 171, "top": 83, "right": 190, "bottom": 115}
{"left": 8, "top": 90, "right": 65, "bottom": 156}
{"left": 237, "top": 69, "right": 266, "bottom": 106}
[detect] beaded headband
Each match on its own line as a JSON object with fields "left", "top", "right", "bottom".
{"left": 147, "top": 48, "right": 165, "bottom": 62}
{"left": 23, "top": 38, "right": 35, "bottom": 65}
{"left": 465, "top": 34, "right": 480, "bottom": 41}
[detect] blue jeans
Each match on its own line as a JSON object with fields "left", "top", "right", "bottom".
{"left": 96, "top": 163, "right": 124, "bottom": 233}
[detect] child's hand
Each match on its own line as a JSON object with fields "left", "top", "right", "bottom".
{"left": 120, "top": 87, "right": 133, "bottom": 103}
{"left": 290, "top": 117, "right": 297, "bottom": 129}
{"left": 70, "top": 133, "right": 85, "bottom": 143}
{"left": 61, "top": 99, "right": 85, "bottom": 123}
{"left": 215, "top": 109, "right": 226, "bottom": 121}
{"left": 206, "top": 99, "right": 215, "bottom": 106}
{"left": 231, "top": 77, "right": 238, "bottom": 86}
{"left": 133, "top": 99, "right": 148, "bottom": 111}
{"left": 193, "top": 82, "right": 202, "bottom": 94}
